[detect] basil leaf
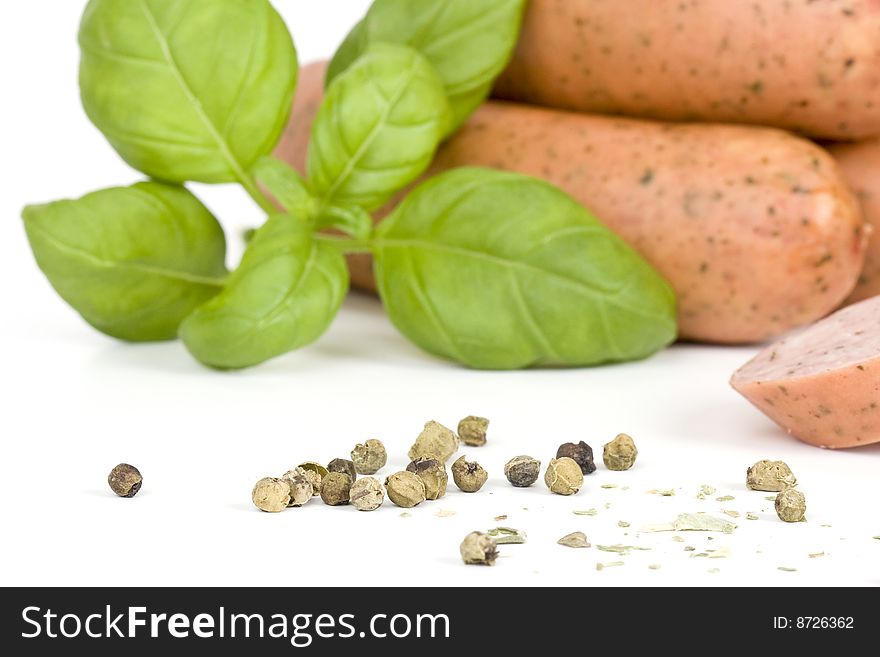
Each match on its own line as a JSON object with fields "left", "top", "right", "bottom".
{"left": 22, "top": 182, "right": 227, "bottom": 342}
{"left": 180, "top": 216, "right": 348, "bottom": 369}
{"left": 326, "top": 19, "right": 367, "bottom": 88}
{"left": 79, "top": 0, "right": 298, "bottom": 184}
{"left": 327, "top": 0, "right": 526, "bottom": 132}
{"left": 308, "top": 43, "right": 450, "bottom": 212}
{"left": 251, "top": 156, "right": 316, "bottom": 219}
{"left": 374, "top": 168, "right": 677, "bottom": 369}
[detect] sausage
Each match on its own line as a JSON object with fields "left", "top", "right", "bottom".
{"left": 730, "top": 295, "right": 880, "bottom": 448}
{"left": 828, "top": 138, "right": 880, "bottom": 303}
{"left": 493, "top": 0, "right": 880, "bottom": 141}
{"left": 276, "top": 62, "right": 867, "bottom": 344}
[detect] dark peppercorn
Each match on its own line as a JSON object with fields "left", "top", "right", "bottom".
{"left": 328, "top": 458, "right": 357, "bottom": 481}
{"left": 556, "top": 441, "right": 596, "bottom": 475}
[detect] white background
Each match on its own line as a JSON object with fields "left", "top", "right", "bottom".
{"left": 1, "top": 1, "right": 878, "bottom": 588}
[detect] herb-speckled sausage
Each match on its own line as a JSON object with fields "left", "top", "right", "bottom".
{"left": 829, "top": 138, "right": 880, "bottom": 303}
{"left": 494, "top": 0, "right": 880, "bottom": 140}
{"left": 276, "top": 62, "right": 867, "bottom": 344}
{"left": 731, "top": 296, "right": 880, "bottom": 448}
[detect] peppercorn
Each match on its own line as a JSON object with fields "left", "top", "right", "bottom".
{"left": 385, "top": 471, "right": 427, "bottom": 508}
{"left": 775, "top": 488, "right": 806, "bottom": 523}
{"left": 406, "top": 457, "right": 448, "bottom": 500}
{"left": 351, "top": 439, "right": 387, "bottom": 475}
{"left": 603, "top": 433, "right": 638, "bottom": 471}
{"left": 556, "top": 441, "right": 597, "bottom": 475}
{"left": 252, "top": 477, "right": 290, "bottom": 513}
{"left": 107, "top": 463, "right": 142, "bottom": 498}
{"left": 458, "top": 416, "right": 489, "bottom": 446}
{"left": 349, "top": 477, "right": 385, "bottom": 511}
{"left": 460, "top": 531, "right": 498, "bottom": 566}
{"left": 328, "top": 458, "right": 357, "bottom": 481}
{"left": 320, "top": 472, "right": 352, "bottom": 506}
{"left": 408, "top": 420, "right": 459, "bottom": 463}
{"left": 746, "top": 460, "right": 797, "bottom": 492}
{"left": 297, "top": 462, "right": 328, "bottom": 496}
{"left": 451, "top": 456, "right": 488, "bottom": 493}
{"left": 280, "top": 468, "right": 313, "bottom": 507}
{"left": 503, "top": 455, "right": 541, "bottom": 487}
{"left": 544, "top": 457, "right": 583, "bottom": 495}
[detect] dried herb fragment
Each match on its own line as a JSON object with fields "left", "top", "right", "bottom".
{"left": 556, "top": 441, "right": 596, "bottom": 475}
{"left": 460, "top": 532, "right": 498, "bottom": 566}
{"left": 409, "top": 420, "right": 459, "bottom": 463}
{"left": 544, "top": 457, "right": 584, "bottom": 495}
{"left": 494, "top": 514, "right": 508, "bottom": 521}
{"left": 597, "top": 544, "right": 650, "bottom": 555}
{"left": 645, "top": 513, "right": 737, "bottom": 533}
{"left": 721, "top": 510, "right": 740, "bottom": 518}
{"left": 596, "top": 561, "right": 625, "bottom": 570}
{"left": 435, "top": 509, "right": 456, "bottom": 518}
{"left": 648, "top": 564, "right": 661, "bottom": 570}
{"left": 351, "top": 439, "right": 387, "bottom": 475}
{"left": 648, "top": 488, "right": 675, "bottom": 496}
{"left": 716, "top": 495, "right": 735, "bottom": 502}
{"left": 600, "top": 483, "right": 618, "bottom": 489}
{"left": 320, "top": 472, "right": 352, "bottom": 506}
{"left": 697, "top": 484, "right": 715, "bottom": 499}
{"left": 746, "top": 513, "right": 759, "bottom": 520}
{"left": 458, "top": 416, "right": 489, "bottom": 446}
{"left": 558, "top": 531, "right": 590, "bottom": 548}
{"left": 108, "top": 463, "right": 142, "bottom": 498}
{"left": 778, "top": 567, "right": 797, "bottom": 572}
{"left": 503, "top": 455, "right": 541, "bottom": 487}
{"left": 487, "top": 527, "right": 527, "bottom": 544}
{"left": 603, "top": 433, "right": 638, "bottom": 471}
{"left": 406, "top": 457, "right": 448, "bottom": 500}
{"left": 349, "top": 476, "right": 385, "bottom": 511}
{"left": 775, "top": 488, "right": 806, "bottom": 522}
{"left": 618, "top": 520, "right": 631, "bottom": 528}
{"left": 746, "top": 460, "right": 797, "bottom": 491}
{"left": 252, "top": 477, "right": 290, "bottom": 513}
{"left": 385, "top": 471, "right": 427, "bottom": 508}
{"left": 573, "top": 508, "right": 598, "bottom": 516}
{"left": 809, "top": 552, "right": 826, "bottom": 559}
{"left": 452, "top": 455, "right": 488, "bottom": 493}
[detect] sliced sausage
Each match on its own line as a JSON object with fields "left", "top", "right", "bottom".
{"left": 276, "top": 62, "right": 867, "bottom": 344}
{"left": 828, "top": 138, "right": 880, "bottom": 303}
{"left": 494, "top": 0, "right": 880, "bottom": 140}
{"left": 731, "top": 295, "right": 880, "bottom": 448}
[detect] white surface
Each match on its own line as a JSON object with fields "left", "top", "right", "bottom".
{"left": 1, "top": 1, "right": 878, "bottom": 588}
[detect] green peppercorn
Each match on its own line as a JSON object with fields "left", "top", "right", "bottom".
{"left": 328, "top": 458, "right": 357, "bottom": 481}
{"left": 349, "top": 477, "right": 385, "bottom": 511}
{"left": 452, "top": 456, "right": 488, "bottom": 493}
{"left": 385, "top": 471, "right": 427, "bottom": 508}
{"left": 504, "top": 455, "right": 541, "bottom": 487}
{"left": 458, "top": 416, "right": 489, "bottom": 446}
{"left": 544, "top": 457, "right": 583, "bottom": 495}
{"left": 603, "top": 434, "right": 638, "bottom": 471}
{"left": 320, "top": 472, "right": 352, "bottom": 506}
{"left": 460, "top": 532, "right": 498, "bottom": 566}
{"left": 406, "top": 457, "right": 448, "bottom": 500}
{"left": 108, "top": 463, "right": 142, "bottom": 498}
{"left": 252, "top": 477, "right": 290, "bottom": 513}
{"left": 351, "top": 439, "right": 387, "bottom": 475}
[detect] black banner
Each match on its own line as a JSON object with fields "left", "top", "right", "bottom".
{"left": 0, "top": 587, "right": 871, "bottom": 653}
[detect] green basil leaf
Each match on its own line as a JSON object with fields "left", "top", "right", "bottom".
{"left": 180, "top": 216, "right": 348, "bottom": 369}
{"left": 251, "top": 156, "right": 316, "bottom": 220}
{"left": 374, "top": 168, "right": 678, "bottom": 369}
{"left": 327, "top": 0, "right": 526, "bottom": 132}
{"left": 326, "top": 18, "right": 367, "bottom": 88}
{"left": 22, "top": 182, "right": 227, "bottom": 342}
{"left": 308, "top": 43, "right": 450, "bottom": 212}
{"left": 79, "top": 0, "right": 298, "bottom": 184}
